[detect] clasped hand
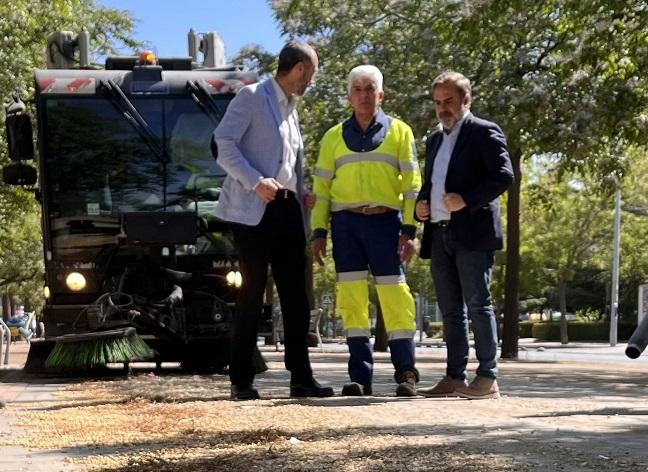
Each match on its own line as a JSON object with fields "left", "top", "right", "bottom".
{"left": 415, "top": 193, "right": 466, "bottom": 219}
{"left": 254, "top": 178, "right": 315, "bottom": 209}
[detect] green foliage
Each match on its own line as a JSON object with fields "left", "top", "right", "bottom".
{"left": 542, "top": 266, "right": 608, "bottom": 314}
{"left": 272, "top": 0, "right": 648, "bottom": 167}
{"left": 312, "top": 238, "right": 337, "bottom": 313}
{"left": 0, "top": 0, "right": 139, "bottom": 102}
{"left": 0, "top": 195, "right": 43, "bottom": 308}
{"left": 518, "top": 297, "right": 547, "bottom": 313}
{"left": 521, "top": 157, "right": 612, "bottom": 314}
{"left": 0, "top": 1, "right": 137, "bottom": 304}
{"left": 230, "top": 45, "right": 277, "bottom": 77}
{"left": 614, "top": 146, "right": 648, "bottom": 319}
{"left": 573, "top": 308, "right": 604, "bottom": 322}
{"left": 426, "top": 319, "right": 539, "bottom": 338}
{"left": 518, "top": 320, "right": 536, "bottom": 338}
{"left": 269, "top": 1, "right": 648, "bottom": 332}
{"left": 424, "top": 321, "right": 443, "bottom": 339}
{"left": 531, "top": 321, "right": 636, "bottom": 341}
{"left": 519, "top": 147, "right": 648, "bottom": 323}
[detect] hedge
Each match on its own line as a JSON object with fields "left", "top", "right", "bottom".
{"left": 518, "top": 320, "right": 535, "bottom": 338}
{"left": 427, "top": 320, "right": 545, "bottom": 339}
{"left": 424, "top": 320, "right": 636, "bottom": 341}
{"left": 425, "top": 321, "right": 443, "bottom": 338}
{"left": 531, "top": 321, "right": 636, "bottom": 341}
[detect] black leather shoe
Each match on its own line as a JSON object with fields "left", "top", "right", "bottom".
{"left": 230, "top": 384, "right": 260, "bottom": 400}
{"left": 290, "top": 378, "right": 334, "bottom": 398}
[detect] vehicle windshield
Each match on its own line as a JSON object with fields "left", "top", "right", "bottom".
{"left": 42, "top": 95, "right": 233, "bottom": 259}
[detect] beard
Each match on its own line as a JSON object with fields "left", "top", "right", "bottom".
{"left": 439, "top": 113, "right": 457, "bottom": 129}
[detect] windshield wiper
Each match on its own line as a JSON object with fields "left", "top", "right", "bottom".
{"left": 100, "top": 79, "right": 168, "bottom": 163}
{"left": 187, "top": 80, "right": 224, "bottom": 125}
{"left": 100, "top": 79, "right": 175, "bottom": 207}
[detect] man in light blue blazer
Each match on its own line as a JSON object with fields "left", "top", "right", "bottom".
{"left": 213, "top": 41, "right": 333, "bottom": 400}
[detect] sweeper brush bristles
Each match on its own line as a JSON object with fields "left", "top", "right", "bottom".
{"left": 45, "top": 327, "right": 153, "bottom": 370}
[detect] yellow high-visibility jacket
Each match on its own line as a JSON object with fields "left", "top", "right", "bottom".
{"left": 311, "top": 116, "right": 421, "bottom": 235}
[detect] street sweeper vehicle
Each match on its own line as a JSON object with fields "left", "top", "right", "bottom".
{"left": 3, "top": 29, "right": 271, "bottom": 373}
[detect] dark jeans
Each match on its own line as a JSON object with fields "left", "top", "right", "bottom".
{"left": 230, "top": 195, "right": 312, "bottom": 387}
{"left": 430, "top": 226, "right": 498, "bottom": 379}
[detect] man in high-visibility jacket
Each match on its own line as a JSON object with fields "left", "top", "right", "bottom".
{"left": 311, "top": 65, "right": 421, "bottom": 396}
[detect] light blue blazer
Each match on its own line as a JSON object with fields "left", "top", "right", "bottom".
{"left": 213, "top": 79, "right": 307, "bottom": 229}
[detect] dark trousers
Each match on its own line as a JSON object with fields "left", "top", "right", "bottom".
{"left": 230, "top": 195, "right": 312, "bottom": 387}
{"left": 430, "top": 226, "right": 498, "bottom": 379}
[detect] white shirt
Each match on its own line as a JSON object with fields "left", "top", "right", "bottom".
{"left": 271, "top": 78, "right": 300, "bottom": 193}
{"left": 429, "top": 111, "right": 470, "bottom": 222}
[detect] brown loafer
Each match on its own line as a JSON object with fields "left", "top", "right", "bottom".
{"left": 418, "top": 376, "right": 467, "bottom": 398}
{"left": 455, "top": 376, "right": 500, "bottom": 399}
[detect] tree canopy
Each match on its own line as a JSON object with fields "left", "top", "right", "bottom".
{"left": 0, "top": 0, "right": 138, "bottom": 314}
{"left": 270, "top": 0, "right": 648, "bottom": 354}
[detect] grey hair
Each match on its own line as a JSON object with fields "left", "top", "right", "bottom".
{"left": 347, "top": 65, "right": 383, "bottom": 93}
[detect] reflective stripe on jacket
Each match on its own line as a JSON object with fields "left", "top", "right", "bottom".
{"left": 311, "top": 117, "right": 420, "bottom": 234}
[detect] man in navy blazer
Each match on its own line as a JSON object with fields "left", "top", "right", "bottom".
{"left": 213, "top": 41, "right": 333, "bottom": 400}
{"left": 415, "top": 71, "right": 513, "bottom": 399}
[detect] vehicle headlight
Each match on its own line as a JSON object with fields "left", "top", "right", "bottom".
{"left": 65, "top": 272, "right": 86, "bottom": 292}
{"left": 226, "top": 270, "right": 243, "bottom": 288}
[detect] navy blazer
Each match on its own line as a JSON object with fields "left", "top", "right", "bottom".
{"left": 416, "top": 114, "right": 514, "bottom": 257}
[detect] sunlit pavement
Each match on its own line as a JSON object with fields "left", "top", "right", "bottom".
{"left": 1, "top": 338, "right": 648, "bottom": 471}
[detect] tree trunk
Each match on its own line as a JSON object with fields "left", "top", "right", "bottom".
{"left": 501, "top": 148, "right": 521, "bottom": 359}
{"left": 373, "top": 299, "right": 388, "bottom": 352}
{"left": 305, "top": 248, "right": 315, "bottom": 310}
{"left": 0, "top": 294, "right": 7, "bottom": 321}
{"left": 559, "top": 278, "right": 569, "bottom": 344}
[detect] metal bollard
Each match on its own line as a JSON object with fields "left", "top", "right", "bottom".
{"left": 625, "top": 315, "right": 648, "bottom": 359}
{"left": 0, "top": 318, "right": 10, "bottom": 365}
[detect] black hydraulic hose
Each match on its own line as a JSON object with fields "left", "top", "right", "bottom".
{"left": 626, "top": 315, "right": 648, "bottom": 359}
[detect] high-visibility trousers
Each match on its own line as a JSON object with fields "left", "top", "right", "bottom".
{"left": 331, "top": 210, "right": 415, "bottom": 339}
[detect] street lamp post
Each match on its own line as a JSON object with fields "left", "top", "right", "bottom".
{"left": 610, "top": 187, "right": 621, "bottom": 346}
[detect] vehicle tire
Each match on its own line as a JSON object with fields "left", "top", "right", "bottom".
{"left": 181, "top": 340, "right": 229, "bottom": 374}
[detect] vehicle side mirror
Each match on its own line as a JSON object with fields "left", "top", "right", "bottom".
{"left": 3, "top": 162, "right": 37, "bottom": 186}
{"left": 5, "top": 114, "right": 34, "bottom": 161}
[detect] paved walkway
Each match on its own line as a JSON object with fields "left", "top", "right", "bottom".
{"left": 1, "top": 339, "right": 648, "bottom": 471}
{"left": 0, "top": 342, "right": 77, "bottom": 471}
